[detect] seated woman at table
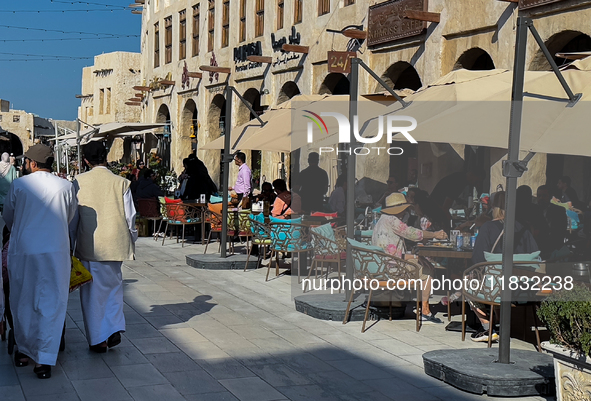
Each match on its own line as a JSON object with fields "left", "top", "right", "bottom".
{"left": 328, "top": 174, "right": 347, "bottom": 215}
{"left": 468, "top": 191, "right": 539, "bottom": 343}
{"left": 271, "top": 179, "right": 293, "bottom": 219}
{"left": 372, "top": 193, "right": 448, "bottom": 324}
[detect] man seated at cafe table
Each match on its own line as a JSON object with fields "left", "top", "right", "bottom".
{"left": 428, "top": 167, "right": 486, "bottom": 219}
{"left": 372, "top": 193, "right": 448, "bottom": 323}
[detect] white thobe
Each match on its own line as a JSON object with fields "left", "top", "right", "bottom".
{"left": 3, "top": 171, "right": 77, "bottom": 366}
{"left": 71, "top": 174, "right": 137, "bottom": 346}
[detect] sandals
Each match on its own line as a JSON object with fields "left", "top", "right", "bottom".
{"left": 34, "top": 365, "right": 51, "bottom": 379}
{"left": 89, "top": 342, "right": 108, "bottom": 353}
{"left": 14, "top": 351, "right": 29, "bottom": 367}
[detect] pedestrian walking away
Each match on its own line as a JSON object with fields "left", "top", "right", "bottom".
{"left": 3, "top": 144, "right": 78, "bottom": 379}
{"left": 71, "top": 141, "right": 138, "bottom": 354}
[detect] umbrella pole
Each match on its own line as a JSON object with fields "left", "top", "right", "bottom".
{"left": 55, "top": 123, "right": 60, "bottom": 173}
{"left": 345, "top": 59, "right": 360, "bottom": 300}
{"left": 76, "top": 119, "right": 82, "bottom": 174}
{"left": 220, "top": 85, "right": 233, "bottom": 259}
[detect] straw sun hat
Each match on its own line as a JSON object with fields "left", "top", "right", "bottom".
{"left": 381, "top": 193, "right": 412, "bottom": 215}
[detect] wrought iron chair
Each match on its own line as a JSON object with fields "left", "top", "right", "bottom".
{"left": 137, "top": 198, "right": 163, "bottom": 239}
{"left": 461, "top": 261, "right": 545, "bottom": 349}
{"left": 237, "top": 210, "right": 253, "bottom": 250}
{"left": 203, "top": 209, "right": 236, "bottom": 255}
{"left": 304, "top": 226, "right": 347, "bottom": 292}
{"left": 162, "top": 203, "right": 202, "bottom": 247}
{"left": 267, "top": 222, "right": 310, "bottom": 283}
{"left": 344, "top": 240, "right": 422, "bottom": 333}
{"left": 244, "top": 217, "right": 272, "bottom": 271}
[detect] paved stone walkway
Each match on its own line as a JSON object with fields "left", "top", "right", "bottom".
{"left": 1, "top": 238, "right": 553, "bottom": 401}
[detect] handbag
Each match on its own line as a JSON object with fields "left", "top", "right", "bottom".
{"left": 70, "top": 256, "right": 93, "bottom": 293}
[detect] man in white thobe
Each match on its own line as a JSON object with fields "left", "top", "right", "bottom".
{"left": 3, "top": 144, "right": 77, "bottom": 379}
{"left": 71, "top": 142, "right": 137, "bottom": 353}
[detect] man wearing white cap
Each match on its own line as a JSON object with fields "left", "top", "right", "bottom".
{"left": 372, "top": 193, "right": 447, "bottom": 323}
{"left": 4, "top": 144, "right": 77, "bottom": 379}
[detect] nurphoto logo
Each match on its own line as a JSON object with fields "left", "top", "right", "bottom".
{"left": 303, "top": 111, "right": 418, "bottom": 155}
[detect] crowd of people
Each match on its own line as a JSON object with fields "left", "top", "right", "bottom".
{"left": 0, "top": 143, "right": 136, "bottom": 379}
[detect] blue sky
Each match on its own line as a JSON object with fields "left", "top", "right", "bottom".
{"left": 1, "top": 0, "right": 140, "bottom": 120}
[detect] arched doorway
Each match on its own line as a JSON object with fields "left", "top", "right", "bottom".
{"left": 207, "top": 94, "right": 226, "bottom": 186}
{"left": 277, "top": 81, "right": 301, "bottom": 104}
{"left": 379, "top": 61, "right": 422, "bottom": 91}
{"left": 453, "top": 48, "right": 495, "bottom": 70}
{"left": 530, "top": 31, "right": 591, "bottom": 71}
{"left": 156, "top": 104, "right": 171, "bottom": 170}
{"left": 319, "top": 73, "right": 350, "bottom": 95}
{"left": 182, "top": 99, "right": 198, "bottom": 155}
{"left": 0, "top": 131, "right": 23, "bottom": 157}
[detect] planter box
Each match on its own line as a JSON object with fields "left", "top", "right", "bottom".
{"left": 542, "top": 341, "right": 591, "bottom": 400}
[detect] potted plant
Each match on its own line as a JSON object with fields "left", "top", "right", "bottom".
{"left": 537, "top": 285, "right": 591, "bottom": 400}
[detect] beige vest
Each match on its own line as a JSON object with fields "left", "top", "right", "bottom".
{"left": 74, "top": 168, "right": 134, "bottom": 262}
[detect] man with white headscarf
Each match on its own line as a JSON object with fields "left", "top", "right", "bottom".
{"left": 4, "top": 144, "right": 77, "bottom": 379}
{"left": 0, "top": 152, "right": 17, "bottom": 211}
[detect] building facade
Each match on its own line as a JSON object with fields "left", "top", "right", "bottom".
{"left": 0, "top": 99, "right": 35, "bottom": 157}
{"left": 137, "top": 0, "right": 591, "bottom": 201}
{"left": 78, "top": 51, "right": 142, "bottom": 162}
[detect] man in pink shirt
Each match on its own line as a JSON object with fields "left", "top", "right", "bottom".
{"left": 229, "top": 152, "right": 252, "bottom": 204}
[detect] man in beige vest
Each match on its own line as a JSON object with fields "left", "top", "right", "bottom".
{"left": 72, "top": 142, "right": 137, "bottom": 353}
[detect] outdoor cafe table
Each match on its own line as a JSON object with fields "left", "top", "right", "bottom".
{"left": 183, "top": 201, "right": 208, "bottom": 245}
{"left": 417, "top": 246, "right": 473, "bottom": 268}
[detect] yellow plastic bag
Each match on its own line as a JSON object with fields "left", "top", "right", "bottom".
{"left": 70, "top": 256, "right": 92, "bottom": 293}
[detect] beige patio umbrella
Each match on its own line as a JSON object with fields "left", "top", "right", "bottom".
{"left": 364, "top": 65, "right": 591, "bottom": 157}
{"left": 200, "top": 94, "right": 328, "bottom": 152}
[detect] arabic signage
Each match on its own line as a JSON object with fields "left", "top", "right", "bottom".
{"left": 271, "top": 26, "right": 301, "bottom": 52}
{"left": 328, "top": 51, "right": 356, "bottom": 74}
{"left": 269, "top": 26, "right": 303, "bottom": 72}
{"left": 367, "top": 0, "right": 427, "bottom": 47}
{"left": 519, "top": 0, "right": 565, "bottom": 10}
{"left": 209, "top": 52, "right": 219, "bottom": 84}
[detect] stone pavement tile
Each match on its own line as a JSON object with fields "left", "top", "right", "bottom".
{"left": 123, "top": 323, "right": 163, "bottom": 339}
{"left": 196, "top": 358, "right": 255, "bottom": 380}
{"left": 64, "top": 327, "right": 88, "bottom": 344}
{"left": 191, "top": 319, "right": 232, "bottom": 334}
{"left": 371, "top": 338, "right": 425, "bottom": 356}
{"left": 247, "top": 363, "right": 313, "bottom": 386}
{"left": 61, "top": 357, "right": 115, "bottom": 381}
{"left": 27, "top": 392, "right": 82, "bottom": 401}
{"left": 162, "top": 369, "right": 225, "bottom": 395}
{"left": 0, "top": 350, "right": 14, "bottom": 365}
{"left": 71, "top": 377, "right": 132, "bottom": 401}
{"left": 421, "top": 383, "right": 490, "bottom": 401}
{"left": 0, "top": 385, "right": 25, "bottom": 401}
{"left": 127, "top": 384, "right": 186, "bottom": 401}
{"left": 224, "top": 347, "right": 279, "bottom": 367}
{"left": 279, "top": 352, "right": 338, "bottom": 375}
{"left": 363, "top": 378, "right": 440, "bottom": 401}
{"left": 248, "top": 336, "right": 299, "bottom": 355}
{"left": 128, "top": 337, "right": 180, "bottom": 354}
{"left": 136, "top": 304, "right": 177, "bottom": 317}
{"left": 183, "top": 391, "right": 239, "bottom": 401}
{"left": 325, "top": 358, "right": 395, "bottom": 381}
{"left": 145, "top": 314, "right": 190, "bottom": 329}
{"left": 208, "top": 331, "right": 254, "bottom": 348}
{"left": 274, "top": 384, "right": 342, "bottom": 401}
{"left": 0, "top": 364, "right": 19, "bottom": 386}
{"left": 210, "top": 312, "right": 251, "bottom": 327}
{"left": 399, "top": 353, "right": 429, "bottom": 367}
{"left": 176, "top": 340, "right": 231, "bottom": 360}
{"left": 145, "top": 352, "right": 200, "bottom": 373}
{"left": 272, "top": 329, "right": 328, "bottom": 347}
{"left": 218, "top": 377, "right": 288, "bottom": 401}
{"left": 308, "top": 369, "right": 374, "bottom": 395}
{"left": 416, "top": 344, "right": 452, "bottom": 353}
{"left": 110, "top": 363, "right": 169, "bottom": 388}
{"left": 18, "top": 364, "right": 76, "bottom": 398}
{"left": 297, "top": 344, "right": 354, "bottom": 362}
{"left": 390, "top": 330, "right": 440, "bottom": 346}
{"left": 159, "top": 327, "right": 208, "bottom": 344}
{"left": 101, "top": 346, "right": 149, "bottom": 367}
{"left": 229, "top": 324, "right": 281, "bottom": 340}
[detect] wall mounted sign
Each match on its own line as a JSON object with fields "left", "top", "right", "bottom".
{"left": 327, "top": 51, "right": 356, "bottom": 74}
{"left": 367, "top": 0, "right": 427, "bottom": 47}
{"left": 271, "top": 26, "right": 301, "bottom": 53}
{"left": 519, "top": 0, "right": 565, "bottom": 9}
{"left": 233, "top": 41, "right": 264, "bottom": 72}
{"left": 182, "top": 61, "right": 190, "bottom": 89}
{"left": 209, "top": 52, "right": 219, "bottom": 84}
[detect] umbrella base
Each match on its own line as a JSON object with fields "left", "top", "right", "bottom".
{"left": 294, "top": 293, "right": 406, "bottom": 322}
{"left": 423, "top": 348, "right": 554, "bottom": 397}
{"left": 186, "top": 254, "right": 259, "bottom": 270}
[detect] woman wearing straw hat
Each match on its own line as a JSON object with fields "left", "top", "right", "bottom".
{"left": 373, "top": 193, "right": 448, "bottom": 323}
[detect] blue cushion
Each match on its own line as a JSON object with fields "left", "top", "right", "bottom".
{"left": 269, "top": 216, "right": 302, "bottom": 224}
{"left": 483, "top": 251, "right": 542, "bottom": 270}
{"left": 311, "top": 223, "right": 338, "bottom": 254}
{"left": 249, "top": 213, "right": 267, "bottom": 236}
{"left": 347, "top": 238, "right": 384, "bottom": 274}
